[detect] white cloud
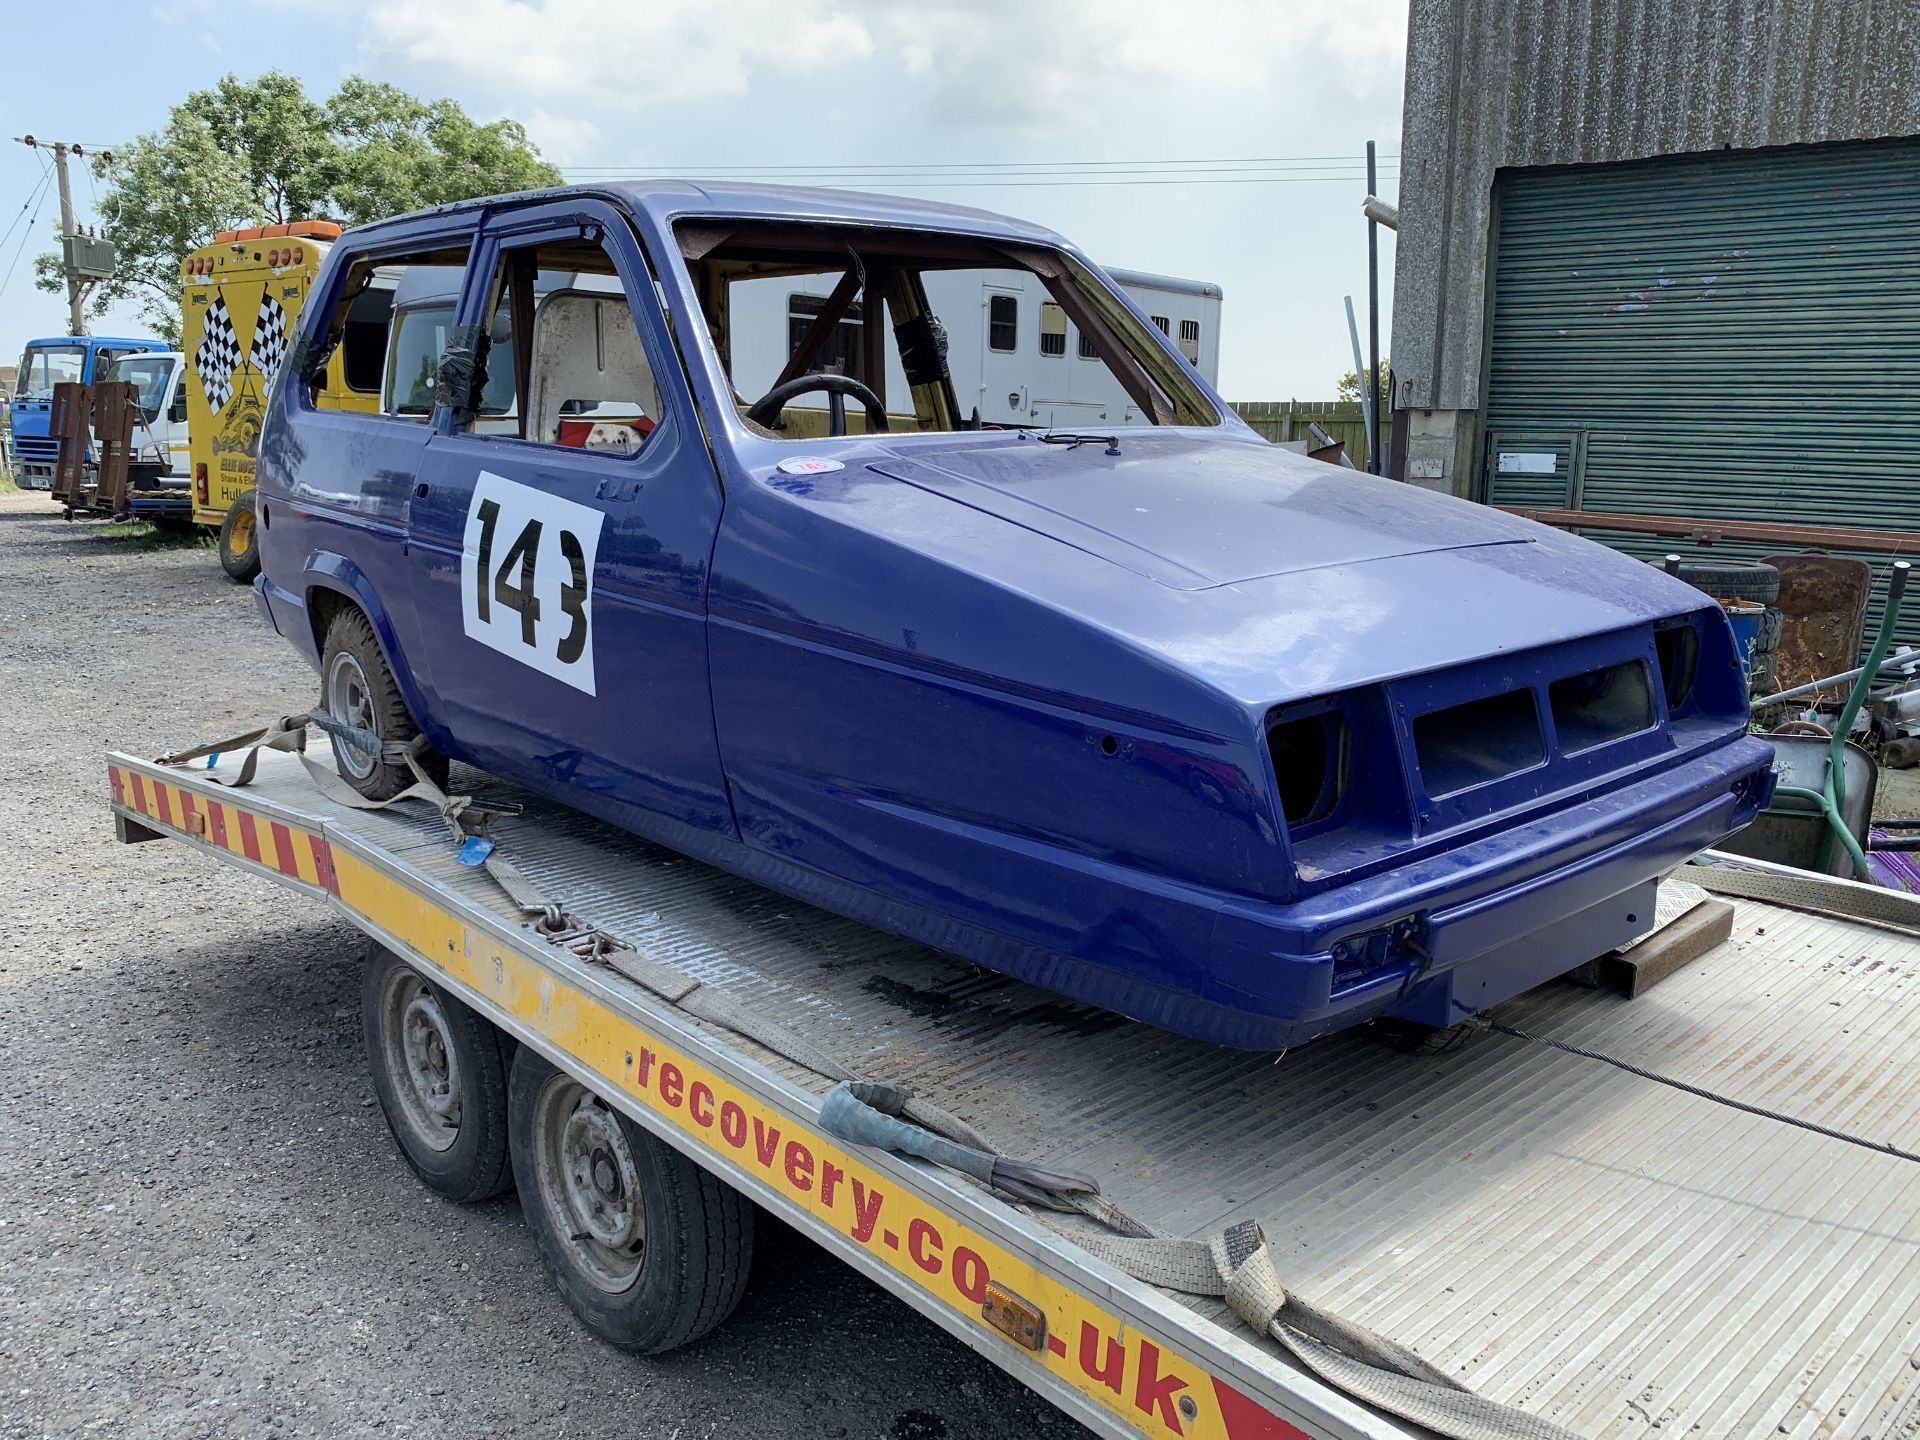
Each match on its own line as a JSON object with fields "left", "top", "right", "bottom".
{"left": 362, "top": 0, "right": 875, "bottom": 108}
{"left": 355, "top": 0, "right": 1400, "bottom": 133}
{"left": 853, "top": 0, "right": 1406, "bottom": 132}
{"left": 512, "top": 109, "right": 602, "bottom": 167}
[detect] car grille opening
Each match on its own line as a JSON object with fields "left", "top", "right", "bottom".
{"left": 1414, "top": 688, "right": 1544, "bottom": 797}
{"left": 1550, "top": 660, "right": 1654, "bottom": 752}
{"left": 1653, "top": 619, "right": 1700, "bottom": 714}
{"left": 1268, "top": 709, "right": 1347, "bottom": 830}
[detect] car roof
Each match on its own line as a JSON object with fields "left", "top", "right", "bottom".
{"left": 344, "top": 179, "right": 1071, "bottom": 250}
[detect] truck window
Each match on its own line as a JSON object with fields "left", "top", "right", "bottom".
{"left": 1039, "top": 303, "right": 1067, "bottom": 357}
{"left": 106, "top": 354, "right": 176, "bottom": 423}
{"left": 16, "top": 345, "right": 84, "bottom": 399}
{"left": 465, "top": 234, "right": 660, "bottom": 452}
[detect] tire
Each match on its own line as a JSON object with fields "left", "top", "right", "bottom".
{"left": 1670, "top": 559, "right": 1781, "bottom": 606}
{"left": 362, "top": 946, "right": 514, "bottom": 1203}
{"left": 318, "top": 606, "right": 448, "bottom": 801}
{"left": 509, "top": 1049, "right": 754, "bottom": 1353}
{"left": 218, "top": 489, "right": 260, "bottom": 583}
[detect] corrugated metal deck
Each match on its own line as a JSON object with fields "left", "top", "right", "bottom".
{"left": 180, "top": 754, "right": 1920, "bottom": 1439}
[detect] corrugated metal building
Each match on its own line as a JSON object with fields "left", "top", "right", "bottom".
{"left": 1389, "top": 0, "right": 1920, "bottom": 635}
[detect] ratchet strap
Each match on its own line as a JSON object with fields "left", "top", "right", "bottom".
{"left": 154, "top": 716, "right": 1578, "bottom": 1440}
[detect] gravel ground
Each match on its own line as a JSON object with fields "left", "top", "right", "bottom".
{"left": 0, "top": 491, "right": 1093, "bottom": 1440}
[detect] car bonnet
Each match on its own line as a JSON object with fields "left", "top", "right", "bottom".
{"left": 865, "top": 433, "right": 1535, "bottom": 591}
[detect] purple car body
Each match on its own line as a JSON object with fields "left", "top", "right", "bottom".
{"left": 251, "top": 182, "right": 1773, "bottom": 1048}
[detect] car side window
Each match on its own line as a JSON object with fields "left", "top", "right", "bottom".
{"left": 462, "top": 233, "right": 662, "bottom": 454}
{"left": 305, "top": 242, "right": 471, "bottom": 419}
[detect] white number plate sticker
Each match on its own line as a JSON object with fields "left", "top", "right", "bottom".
{"left": 460, "top": 470, "right": 604, "bottom": 695}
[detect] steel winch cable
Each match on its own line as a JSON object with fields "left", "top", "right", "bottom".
{"left": 1484, "top": 1019, "right": 1920, "bottom": 1165}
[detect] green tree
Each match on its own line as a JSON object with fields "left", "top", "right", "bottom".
{"left": 1336, "top": 360, "right": 1391, "bottom": 408}
{"left": 36, "top": 72, "right": 562, "bottom": 344}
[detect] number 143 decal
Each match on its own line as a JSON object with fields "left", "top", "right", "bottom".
{"left": 460, "top": 471, "right": 604, "bottom": 695}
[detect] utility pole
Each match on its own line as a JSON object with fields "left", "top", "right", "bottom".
{"left": 13, "top": 135, "right": 115, "bottom": 336}
{"left": 1364, "top": 140, "right": 1381, "bottom": 475}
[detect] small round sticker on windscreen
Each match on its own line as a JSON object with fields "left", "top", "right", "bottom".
{"left": 776, "top": 457, "right": 845, "bottom": 476}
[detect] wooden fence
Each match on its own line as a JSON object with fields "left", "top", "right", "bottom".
{"left": 1228, "top": 400, "right": 1380, "bottom": 470}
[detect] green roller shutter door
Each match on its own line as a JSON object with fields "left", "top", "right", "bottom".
{"left": 1483, "top": 139, "right": 1920, "bottom": 646}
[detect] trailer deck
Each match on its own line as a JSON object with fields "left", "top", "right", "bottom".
{"left": 107, "top": 746, "right": 1920, "bottom": 1440}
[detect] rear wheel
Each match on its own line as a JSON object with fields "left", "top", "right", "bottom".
{"left": 217, "top": 490, "right": 260, "bottom": 583}
{"left": 318, "top": 606, "right": 448, "bottom": 801}
{"left": 509, "top": 1050, "right": 753, "bottom": 1353}
{"left": 362, "top": 946, "right": 513, "bottom": 1202}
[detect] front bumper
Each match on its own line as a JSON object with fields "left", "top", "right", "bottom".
{"left": 1190, "top": 736, "right": 1776, "bottom": 1047}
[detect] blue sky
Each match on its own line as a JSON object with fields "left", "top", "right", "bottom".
{"left": 0, "top": 0, "right": 1405, "bottom": 397}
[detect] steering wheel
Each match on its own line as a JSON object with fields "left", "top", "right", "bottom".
{"left": 746, "top": 374, "right": 889, "bottom": 436}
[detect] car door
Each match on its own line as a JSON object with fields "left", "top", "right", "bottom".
{"left": 402, "top": 198, "right": 736, "bottom": 842}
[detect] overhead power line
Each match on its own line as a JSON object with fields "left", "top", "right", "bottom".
{"left": 0, "top": 162, "right": 56, "bottom": 304}
{"left": 0, "top": 163, "right": 54, "bottom": 258}
{"left": 562, "top": 172, "right": 1398, "bottom": 190}
{"left": 561, "top": 153, "right": 1398, "bottom": 173}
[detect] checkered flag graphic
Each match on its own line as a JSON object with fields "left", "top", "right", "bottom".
{"left": 196, "top": 293, "right": 239, "bottom": 413}
{"left": 250, "top": 292, "right": 289, "bottom": 387}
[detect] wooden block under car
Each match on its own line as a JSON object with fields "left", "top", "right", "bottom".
{"left": 1567, "top": 878, "right": 1736, "bottom": 996}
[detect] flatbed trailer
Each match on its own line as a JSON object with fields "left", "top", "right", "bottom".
{"left": 105, "top": 743, "right": 1920, "bottom": 1440}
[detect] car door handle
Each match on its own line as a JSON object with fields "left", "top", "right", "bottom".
{"left": 415, "top": 482, "right": 429, "bottom": 498}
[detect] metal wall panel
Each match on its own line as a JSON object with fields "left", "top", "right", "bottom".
{"left": 1484, "top": 138, "right": 1920, "bottom": 645}
{"left": 1393, "top": 0, "right": 1920, "bottom": 415}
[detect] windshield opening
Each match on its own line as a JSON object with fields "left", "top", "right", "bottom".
{"left": 674, "top": 221, "right": 1220, "bottom": 438}
{"left": 16, "top": 345, "right": 85, "bottom": 401}
{"left": 107, "top": 355, "right": 176, "bottom": 423}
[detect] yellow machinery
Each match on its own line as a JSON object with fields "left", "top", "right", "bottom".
{"left": 180, "top": 221, "right": 377, "bottom": 580}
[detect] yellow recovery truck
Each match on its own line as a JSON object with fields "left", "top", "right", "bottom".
{"left": 180, "top": 221, "right": 379, "bottom": 581}
{"left": 103, "top": 731, "right": 1920, "bottom": 1440}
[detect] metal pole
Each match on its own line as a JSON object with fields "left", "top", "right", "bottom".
{"left": 1365, "top": 140, "right": 1381, "bottom": 475}
{"left": 14, "top": 136, "right": 90, "bottom": 336}
{"left": 1343, "top": 296, "right": 1372, "bottom": 461}
{"left": 50, "top": 142, "right": 83, "bottom": 336}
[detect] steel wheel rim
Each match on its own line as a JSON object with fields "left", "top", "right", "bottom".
{"left": 324, "top": 649, "right": 378, "bottom": 778}
{"left": 227, "top": 508, "right": 255, "bottom": 555}
{"left": 377, "top": 970, "right": 461, "bottom": 1154}
{"left": 531, "top": 1079, "right": 646, "bottom": 1294}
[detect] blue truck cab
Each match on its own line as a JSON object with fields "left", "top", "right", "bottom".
{"left": 250, "top": 182, "right": 1774, "bottom": 1050}
{"left": 9, "top": 334, "right": 164, "bottom": 488}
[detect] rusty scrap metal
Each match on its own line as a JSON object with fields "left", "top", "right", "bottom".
{"left": 48, "top": 381, "right": 90, "bottom": 509}
{"left": 1501, "top": 507, "right": 1920, "bottom": 555}
{"left": 1763, "top": 553, "right": 1875, "bottom": 696}
{"left": 90, "top": 380, "right": 138, "bottom": 516}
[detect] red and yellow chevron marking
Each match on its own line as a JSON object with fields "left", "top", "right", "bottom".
{"left": 109, "top": 763, "right": 338, "bottom": 896}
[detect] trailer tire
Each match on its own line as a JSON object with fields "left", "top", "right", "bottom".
{"left": 218, "top": 490, "right": 260, "bottom": 583}
{"left": 363, "top": 946, "right": 514, "bottom": 1203}
{"left": 319, "top": 607, "right": 449, "bottom": 801}
{"left": 509, "top": 1049, "right": 754, "bottom": 1353}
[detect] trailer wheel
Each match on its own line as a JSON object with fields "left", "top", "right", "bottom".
{"left": 363, "top": 946, "right": 513, "bottom": 1203}
{"left": 510, "top": 1050, "right": 753, "bottom": 1353}
{"left": 319, "top": 607, "right": 448, "bottom": 801}
{"left": 218, "top": 490, "right": 260, "bottom": 584}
